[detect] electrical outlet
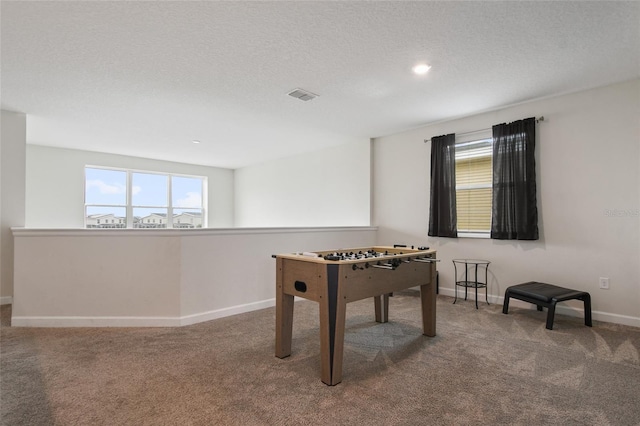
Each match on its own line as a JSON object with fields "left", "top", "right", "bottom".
{"left": 599, "top": 277, "right": 610, "bottom": 289}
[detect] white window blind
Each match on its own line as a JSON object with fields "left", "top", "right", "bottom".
{"left": 455, "top": 138, "right": 492, "bottom": 234}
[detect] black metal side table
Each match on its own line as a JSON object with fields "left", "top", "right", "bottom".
{"left": 452, "top": 259, "right": 490, "bottom": 309}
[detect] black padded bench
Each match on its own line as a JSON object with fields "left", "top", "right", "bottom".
{"left": 502, "top": 282, "right": 592, "bottom": 330}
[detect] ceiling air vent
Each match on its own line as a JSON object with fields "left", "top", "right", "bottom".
{"left": 287, "top": 88, "right": 318, "bottom": 101}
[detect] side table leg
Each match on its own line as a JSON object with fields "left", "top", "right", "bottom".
{"left": 453, "top": 261, "right": 458, "bottom": 305}
{"left": 474, "top": 263, "right": 479, "bottom": 309}
{"left": 484, "top": 264, "right": 490, "bottom": 306}
{"left": 464, "top": 264, "right": 469, "bottom": 301}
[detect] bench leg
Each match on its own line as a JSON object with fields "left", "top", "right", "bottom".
{"left": 502, "top": 293, "right": 511, "bottom": 314}
{"left": 583, "top": 294, "right": 593, "bottom": 327}
{"left": 546, "top": 302, "right": 557, "bottom": 330}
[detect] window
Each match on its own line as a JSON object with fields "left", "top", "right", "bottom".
{"left": 85, "top": 167, "right": 206, "bottom": 229}
{"left": 455, "top": 135, "right": 492, "bottom": 237}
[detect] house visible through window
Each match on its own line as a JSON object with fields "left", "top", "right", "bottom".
{"left": 85, "top": 167, "right": 206, "bottom": 229}
{"left": 455, "top": 135, "right": 492, "bottom": 237}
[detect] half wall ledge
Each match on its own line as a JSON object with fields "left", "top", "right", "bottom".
{"left": 11, "top": 226, "right": 377, "bottom": 327}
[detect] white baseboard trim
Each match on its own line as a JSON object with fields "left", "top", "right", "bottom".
{"left": 179, "top": 299, "right": 276, "bottom": 326}
{"left": 10, "top": 298, "right": 277, "bottom": 328}
{"left": 0, "top": 296, "right": 13, "bottom": 306}
{"left": 9, "top": 291, "right": 640, "bottom": 329}
{"left": 11, "top": 315, "right": 183, "bottom": 328}
{"left": 437, "top": 287, "right": 640, "bottom": 328}
{"left": 585, "top": 310, "right": 640, "bottom": 328}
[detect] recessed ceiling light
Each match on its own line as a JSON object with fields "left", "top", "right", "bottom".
{"left": 412, "top": 64, "right": 432, "bottom": 75}
{"left": 191, "top": 140, "right": 201, "bottom": 144}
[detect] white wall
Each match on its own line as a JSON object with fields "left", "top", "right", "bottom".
{"left": 1, "top": 110, "right": 27, "bottom": 303}
{"left": 234, "top": 139, "right": 371, "bottom": 227}
{"left": 12, "top": 227, "right": 377, "bottom": 326}
{"left": 13, "top": 231, "right": 182, "bottom": 322}
{"left": 25, "top": 145, "right": 234, "bottom": 228}
{"left": 373, "top": 79, "right": 640, "bottom": 326}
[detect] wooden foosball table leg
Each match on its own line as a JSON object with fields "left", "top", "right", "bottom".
{"left": 275, "top": 258, "right": 294, "bottom": 358}
{"left": 318, "top": 264, "right": 347, "bottom": 386}
{"left": 374, "top": 293, "right": 390, "bottom": 323}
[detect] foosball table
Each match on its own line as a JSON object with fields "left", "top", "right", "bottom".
{"left": 273, "top": 245, "right": 438, "bottom": 385}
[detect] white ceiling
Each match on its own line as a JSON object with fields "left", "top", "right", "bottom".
{"left": 2, "top": 1, "right": 639, "bottom": 169}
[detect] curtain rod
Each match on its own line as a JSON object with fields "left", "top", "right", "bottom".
{"left": 423, "top": 116, "right": 544, "bottom": 143}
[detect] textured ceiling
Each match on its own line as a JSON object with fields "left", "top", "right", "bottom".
{"left": 2, "top": 1, "right": 639, "bottom": 169}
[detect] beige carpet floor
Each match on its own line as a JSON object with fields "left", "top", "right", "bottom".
{"left": 1, "top": 291, "right": 639, "bottom": 425}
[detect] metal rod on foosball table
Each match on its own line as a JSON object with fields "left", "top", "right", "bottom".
{"left": 370, "top": 264, "right": 395, "bottom": 270}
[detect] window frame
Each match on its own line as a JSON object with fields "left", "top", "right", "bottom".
{"left": 84, "top": 166, "right": 207, "bottom": 229}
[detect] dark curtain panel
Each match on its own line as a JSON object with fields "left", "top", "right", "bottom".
{"left": 428, "top": 133, "right": 457, "bottom": 238}
{"left": 491, "top": 117, "right": 538, "bottom": 240}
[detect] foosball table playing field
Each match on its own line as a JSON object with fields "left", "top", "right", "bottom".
{"left": 273, "top": 245, "right": 438, "bottom": 385}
